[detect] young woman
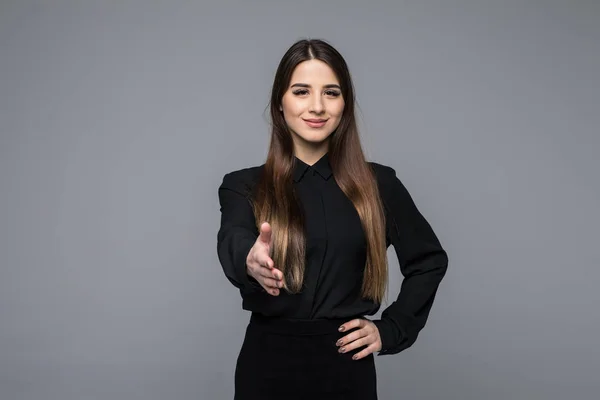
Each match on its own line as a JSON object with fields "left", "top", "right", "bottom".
{"left": 217, "top": 38, "right": 448, "bottom": 399}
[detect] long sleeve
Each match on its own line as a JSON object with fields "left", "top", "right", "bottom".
{"left": 372, "top": 166, "right": 449, "bottom": 356}
{"left": 217, "top": 171, "right": 264, "bottom": 295}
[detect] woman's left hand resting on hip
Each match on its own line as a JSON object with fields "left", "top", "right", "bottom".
{"left": 336, "top": 318, "right": 382, "bottom": 360}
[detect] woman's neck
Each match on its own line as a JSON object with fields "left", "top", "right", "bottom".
{"left": 293, "top": 143, "right": 329, "bottom": 166}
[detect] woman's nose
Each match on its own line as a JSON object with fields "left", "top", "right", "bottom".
{"left": 309, "top": 95, "right": 325, "bottom": 113}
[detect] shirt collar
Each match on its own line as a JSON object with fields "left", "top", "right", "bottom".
{"left": 293, "top": 152, "right": 333, "bottom": 182}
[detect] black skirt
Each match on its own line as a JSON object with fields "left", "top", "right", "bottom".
{"left": 234, "top": 312, "right": 378, "bottom": 400}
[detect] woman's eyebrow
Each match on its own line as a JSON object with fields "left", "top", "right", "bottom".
{"left": 290, "top": 83, "right": 341, "bottom": 89}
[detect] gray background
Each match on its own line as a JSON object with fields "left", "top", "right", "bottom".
{"left": 1, "top": 1, "right": 599, "bottom": 399}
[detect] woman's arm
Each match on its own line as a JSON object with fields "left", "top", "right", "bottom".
{"left": 217, "top": 171, "right": 264, "bottom": 294}
{"left": 372, "top": 165, "right": 449, "bottom": 355}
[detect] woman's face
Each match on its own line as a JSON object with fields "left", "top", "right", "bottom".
{"left": 280, "top": 59, "right": 345, "bottom": 154}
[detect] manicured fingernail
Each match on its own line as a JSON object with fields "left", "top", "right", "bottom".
{"left": 338, "top": 326, "right": 345, "bottom": 332}
{"left": 339, "top": 347, "right": 345, "bottom": 353}
{"left": 352, "top": 355, "right": 358, "bottom": 360}
{"left": 336, "top": 339, "right": 342, "bottom": 346}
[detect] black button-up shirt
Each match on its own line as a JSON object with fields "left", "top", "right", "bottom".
{"left": 217, "top": 153, "right": 448, "bottom": 355}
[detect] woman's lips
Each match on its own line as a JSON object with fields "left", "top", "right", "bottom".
{"left": 303, "top": 119, "right": 327, "bottom": 128}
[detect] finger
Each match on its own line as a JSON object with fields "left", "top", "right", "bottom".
{"left": 261, "top": 277, "right": 283, "bottom": 289}
{"left": 336, "top": 327, "right": 369, "bottom": 347}
{"left": 351, "top": 343, "right": 379, "bottom": 361}
{"left": 258, "top": 222, "right": 272, "bottom": 246}
{"left": 265, "top": 287, "right": 280, "bottom": 296}
{"left": 255, "top": 251, "right": 274, "bottom": 270}
{"left": 338, "top": 335, "right": 370, "bottom": 354}
{"left": 256, "top": 267, "right": 283, "bottom": 281}
{"left": 338, "top": 318, "right": 366, "bottom": 333}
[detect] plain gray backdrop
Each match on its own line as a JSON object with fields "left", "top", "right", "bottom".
{"left": 1, "top": 1, "right": 599, "bottom": 399}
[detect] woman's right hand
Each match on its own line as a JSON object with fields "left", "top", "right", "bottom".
{"left": 246, "top": 222, "right": 284, "bottom": 296}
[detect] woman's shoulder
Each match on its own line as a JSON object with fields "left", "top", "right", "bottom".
{"left": 219, "top": 164, "right": 265, "bottom": 192}
{"left": 368, "top": 160, "right": 414, "bottom": 202}
{"left": 368, "top": 161, "right": 399, "bottom": 183}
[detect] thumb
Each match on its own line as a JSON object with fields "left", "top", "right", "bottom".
{"left": 258, "top": 222, "right": 272, "bottom": 246}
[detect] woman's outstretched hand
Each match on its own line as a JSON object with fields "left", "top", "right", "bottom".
{"left": 336, "top": 319, "right": 382, "bottom": 360}
{"left": 246, "top": 222, "right": 284, "bottom": 296}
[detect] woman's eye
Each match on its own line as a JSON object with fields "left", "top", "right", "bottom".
{"left": 291, "top": 89, "right": 341, "bottom": 97}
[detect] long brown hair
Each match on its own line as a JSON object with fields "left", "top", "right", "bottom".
{"left": 252, "top": 39, "right": 388, "bottom": 303}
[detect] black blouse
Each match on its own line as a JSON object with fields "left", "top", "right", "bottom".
{"left": 217, "top": 152, "right": 448, "bottom": 356}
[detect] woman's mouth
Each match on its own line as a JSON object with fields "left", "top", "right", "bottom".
{"left": 303, "top": 119, "right": 327, "bottom": 128}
